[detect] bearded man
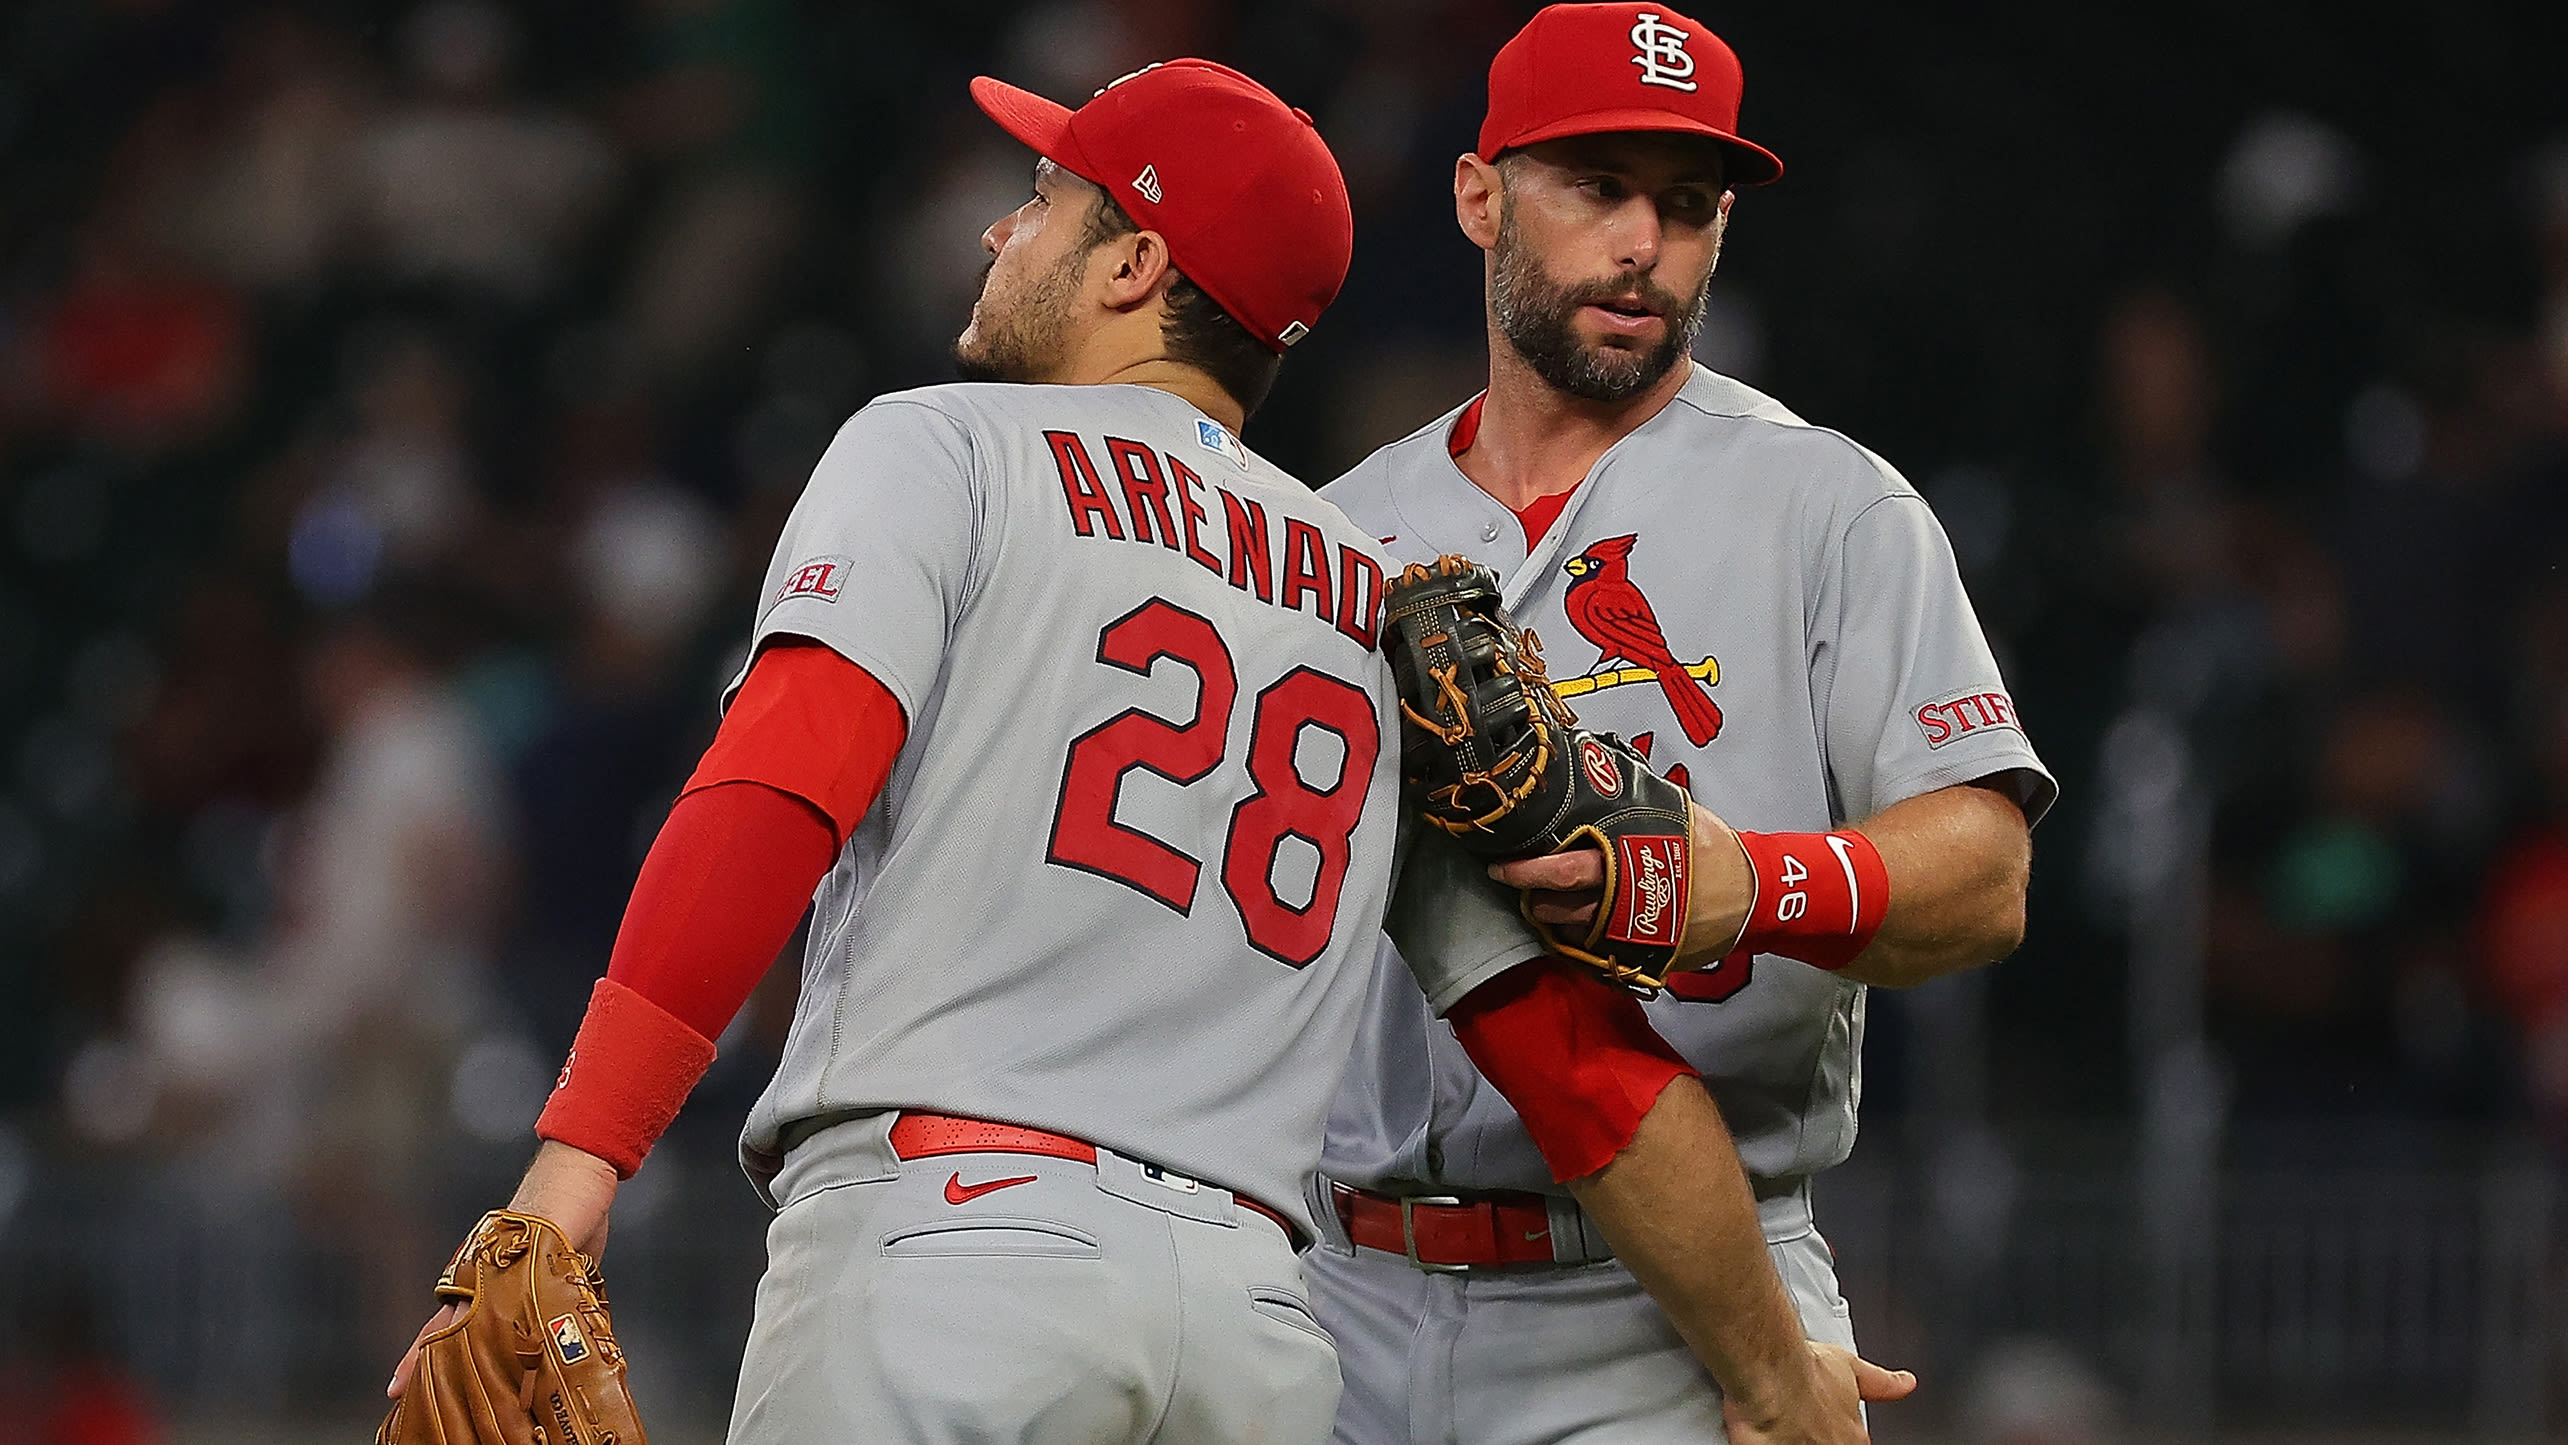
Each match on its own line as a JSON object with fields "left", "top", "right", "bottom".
{"left": 1307, "top": 7, "right": 2056, "bottom": 1444}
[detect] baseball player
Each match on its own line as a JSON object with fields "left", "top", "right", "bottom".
{"left": 1307, "top": 6, "right": 2059, "bottom": 1444}
{"left": 383, "top": 55, "right": 1906, "bottom": 1444}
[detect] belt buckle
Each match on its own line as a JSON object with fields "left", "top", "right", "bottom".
{"left": 1399, "top": 1195, "right": 1472, "bottom": 1274}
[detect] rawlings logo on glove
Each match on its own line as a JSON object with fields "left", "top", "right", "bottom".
{"left": 1381, "top": 556, "right": 1695, "bottom": 993}
{"left": 1615, "top": 835, "right": 1686, "bottom": 948}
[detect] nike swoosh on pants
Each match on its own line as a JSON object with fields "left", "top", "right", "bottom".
{"left": 944, "top": 1171, "right": 1040, "bottom": 1205}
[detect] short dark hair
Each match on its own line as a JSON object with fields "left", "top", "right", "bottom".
{"left": 1080, "top": 189, "right": 1284, "bottom": 418}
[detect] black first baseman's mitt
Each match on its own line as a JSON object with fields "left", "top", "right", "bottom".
{"left": 1381, "top": 555, "right": 1695, "bottom": 993}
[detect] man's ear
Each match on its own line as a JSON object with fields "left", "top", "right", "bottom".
{"left": 1707, "top": 190, "right": 1733, "bottom": 276}
{"left": 1455, "top": 153, "right": 1503, "bottom": 252}
{"left": 1095, "top": 228, "right": 1175, "bottom": 315}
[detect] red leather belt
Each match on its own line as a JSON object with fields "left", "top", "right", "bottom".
{"left": 1332, "top": 1181, "right": 1564, "bottom": 1269}
{"left": 890, "top": 1112, "right": 1300, "bottom": 1243}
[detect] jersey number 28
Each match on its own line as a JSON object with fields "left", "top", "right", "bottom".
{"left": 1047, "top": 598, "right": 1380, "bottom": 968}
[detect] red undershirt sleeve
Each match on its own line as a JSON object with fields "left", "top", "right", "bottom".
{"left": 1445, "top": 959, "right": 1700, "bottom": 1183}
{"left": 597, "top": 781, "right": 837, "bottom": 1040}
{"left": 534, "top": 641, "right": 908, "bottom": 1176}
{"left": 680, "top": 640, "right": 908, "bottom": 837}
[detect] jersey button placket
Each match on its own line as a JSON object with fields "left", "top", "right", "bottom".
{"left": 1480, "top": 523, "right": 1501, "bottom": 542}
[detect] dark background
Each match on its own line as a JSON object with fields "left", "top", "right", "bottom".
{"left": 2, "top": 0, "right": 2566, "bottom": 1437}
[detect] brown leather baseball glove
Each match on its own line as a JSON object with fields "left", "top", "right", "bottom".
{"left": 377, "top": 1210, "right": 649, "bottom": 1445}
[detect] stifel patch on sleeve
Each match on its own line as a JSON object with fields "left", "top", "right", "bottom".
{"left": 776, "top": 555, "right": 852, "bottom": 604}
{"left": 1606, "top": 835, "right": 1688, "bottom": 948}
{"left": 1914, "top": 689, "right": 2024, "bottom": 750}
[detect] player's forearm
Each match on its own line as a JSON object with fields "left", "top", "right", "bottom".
{"left": 1834, "top": 781, "right": 2029, "bottom": 989}
{"left": 1565, "top": 1077, "right": 1818, "bottom": 1422}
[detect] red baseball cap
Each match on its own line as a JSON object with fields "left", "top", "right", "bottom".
{"left": 970, "top": 60, "right": 1353, "bottom": 353}
{"left": 1479, "top": 4, "right": 1783, "bottom": 186}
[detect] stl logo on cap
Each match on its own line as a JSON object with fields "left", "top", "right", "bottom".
{"left": 1629, "top": 12, "right": 1697, "bottom": 92}
{"left": 1476, "top": 4, "right": 1783, "bottom": 184}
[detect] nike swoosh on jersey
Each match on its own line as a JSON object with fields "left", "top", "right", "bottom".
{"left": 944, "top": 1171, "right": 1040, "bottom": 1205}
{"left": 1523, "top": 1228, "right": 1549, "bottom": 1241}
{"left": 1378, "top": 535, "right": 1398, "bottom": 544}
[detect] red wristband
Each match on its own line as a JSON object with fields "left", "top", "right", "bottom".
{"left": 535, "top": 977, "right": 719, "bottom": 1178}
{"left": 1729, "top": 828, "right": 1889, "bottom": 971}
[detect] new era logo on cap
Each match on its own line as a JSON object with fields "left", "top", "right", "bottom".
{"left": 1133, "top": 164, "right": 1163, "bottom": 204}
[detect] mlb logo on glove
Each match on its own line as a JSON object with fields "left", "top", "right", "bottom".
{"left": 550, "top": 1313, "right": 590, "bottom": 1365}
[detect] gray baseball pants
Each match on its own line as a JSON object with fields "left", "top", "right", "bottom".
{"left": 1305, "top": 1184, "right": 1856, "bottom": 1445}
{"left": 728, "top": 1114, "right": 1340, "bottom": 1444}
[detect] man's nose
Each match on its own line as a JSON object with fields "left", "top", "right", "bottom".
{"left": 1610, "top": 198, "right": 1662, "bottom": 272}
{"left": 982, "top": 211, "right": 1016, "bottom": 256}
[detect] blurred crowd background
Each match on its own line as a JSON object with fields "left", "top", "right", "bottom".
{"left": 2, "top": 0, "right": 2566, "bottom": 1439}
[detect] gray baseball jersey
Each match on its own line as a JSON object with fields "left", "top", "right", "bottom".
{"left": 1321, "top": 363, "right": 2057, "bottom": 1197}
{"left": 731, "top": 380, "right": 1422, "bottom": 1236}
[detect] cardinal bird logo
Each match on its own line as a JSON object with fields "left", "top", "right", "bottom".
{"left": 1560, "top": 534, "right": 1723, "bottom": 746}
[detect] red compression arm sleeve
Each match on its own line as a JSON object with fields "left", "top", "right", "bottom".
{"left": 685, "top": 639, "right": 909, "bottom": 843}
{"left": 534, "top": 642, "right": 908, "bottom": 1175}
{"left": 1446, "top": 959, "right": 1700, "bottom": 1183}
{"left": 616, "top": 640, "right": 907, "bottom": 1033}
{"left": 599, "top": 779, "right": 839, "bottom": 1039}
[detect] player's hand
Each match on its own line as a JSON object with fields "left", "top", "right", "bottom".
{"left": 1488, "top": 798, "right": 1755, "bottom": 968}
{"left": 1723, "top": 1342, "right": 1916, "bottom": 1445}
{"left": 387, "top": 1142, "right": 621, "bottom": 1399}
{"left": 1488, "top": 843, "right": 1605, "bottom": 921}
{"left": 386, "top": 1300, "right": 464, "bottom": 1399}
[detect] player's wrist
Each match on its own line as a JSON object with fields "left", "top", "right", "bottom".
{"left": 508, "top": 1141, "right": 620, "bottom": 1256}
{"left": 1675, "top": 799, "right": 1755, "bottom": 969}
{"left": 1722, "top": 1342, "right": 1831, "bottom": 1434}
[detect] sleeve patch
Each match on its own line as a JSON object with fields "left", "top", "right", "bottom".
{"left": 776, "top": 555, "right": 853, "bottom": 603}
{"left": 1914, "top": 689, "right": 2024, "bottom": 749}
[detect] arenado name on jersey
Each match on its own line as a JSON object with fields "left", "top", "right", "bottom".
{"left": 1047, "top": 425, "right": 1387, "bottom": 651}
